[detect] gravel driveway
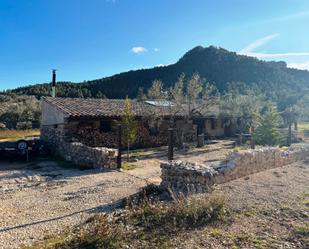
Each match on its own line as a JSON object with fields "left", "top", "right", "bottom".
{"left": 0, "top": 159, "right": 160, "bottom": 249}
{"left": 1, "top": 140, "right": 307, "bottom": 248}
{"left": 0, "top": 141, "right": 231, "bottom": 249}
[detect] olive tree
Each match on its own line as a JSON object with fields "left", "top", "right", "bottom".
{"left": 169, "top": 73, "right": 219, "bottom": 148}
{"left": 221, "top": 84, "right": 263, "bottom": 144}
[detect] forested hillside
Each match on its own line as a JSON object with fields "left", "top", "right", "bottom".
{"left": 10, "top": 46, "right": 309, "bottom": 102}
{"left": 2, "top": 45, "right": 309, "bottom": 130}
{"left": 0, "top": 94, "right": 40, "bottom": 130}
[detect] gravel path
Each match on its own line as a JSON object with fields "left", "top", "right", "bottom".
{"left": 0, "top": 160, "right": 159, "bottom": 249}
{"left": 174, "top": 160, "right": 309, "bottom": 248}
{"left": 0, "top": 141, "right": 231, "bottom": 249}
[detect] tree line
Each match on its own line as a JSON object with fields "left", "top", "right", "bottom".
{"left": 8, "top": 46, "right": 309, "bottom": 104}
{"left": 140, "top": 73, "right": 308, "bottom": 146}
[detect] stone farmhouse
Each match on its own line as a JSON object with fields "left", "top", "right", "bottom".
{"left": 40, "top": 97, "right": 236, "bottom": 168}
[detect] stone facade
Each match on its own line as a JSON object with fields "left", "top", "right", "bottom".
{"left": 69, "top": 119, "right": 197, "bottom": 149}
{"left": 204, "top": 118, "right": 225, "bottom": 138}
{"left": 161, "top": 145, "right": 309, "bottom": 194}
{"left": 41, "top": 125, "right": 118, "bottom": 169}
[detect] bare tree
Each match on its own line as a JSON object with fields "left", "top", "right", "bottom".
{"left": 147, "top": 80, "right": 166, "bottom": 99}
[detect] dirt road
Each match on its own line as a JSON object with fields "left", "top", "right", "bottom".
{"left": 0, "top": 159, "right": 160, "bottom": 249}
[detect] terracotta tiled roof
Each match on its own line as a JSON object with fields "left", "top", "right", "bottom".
{"left": 43, "top": 97, "right": 183, "bottom": 118}
{"left": 43, "top": 97, "right": 219, "bottom": 119}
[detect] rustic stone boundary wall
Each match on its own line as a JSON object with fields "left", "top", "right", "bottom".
{"left": 61, "top": 142, "right": 118, "bottom": 169}
{"left": 41, "top": 126, "right": 118, "bottom": 169}
{"left": 161, "top": 146, "right": 309, "bottom": 194}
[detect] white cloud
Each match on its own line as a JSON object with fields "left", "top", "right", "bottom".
{"left": 288, "top": 61, "right": 309, "bottom": 71}
{"left": 239, "top": 33, "right": 280, "bottom": 54}
{"left": 239, "top": 33, "right": 309, "bottom": 59}
{"left": 154, "top": 48, "right": 160, "bottom": 52}
{"left": 130, "top": 47, "right": 148, "bottom": 54}
{"left": 155, "top": 64, "right": 165, "bottom": 67}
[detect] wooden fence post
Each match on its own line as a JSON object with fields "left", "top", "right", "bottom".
{"left": 117, "top": 124, "right": 122, "bottom": 169}
{"left": 168, "top": 128, "right": 174, "bottom": 161}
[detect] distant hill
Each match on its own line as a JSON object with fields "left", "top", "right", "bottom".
{"left": 10, "top": 46, "right": 309, "bottom": 100}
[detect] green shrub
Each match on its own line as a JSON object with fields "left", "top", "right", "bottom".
{"left": 253, "top": 104, "right": 282, "bottom": 146}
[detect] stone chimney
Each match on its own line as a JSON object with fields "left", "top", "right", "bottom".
{"left": 51, "top": 69, "right": 56, "bottom": 97}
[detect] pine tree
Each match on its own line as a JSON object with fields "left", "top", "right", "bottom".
{"left": 121, "top": 97, "right": 138, "bottom": 161}
{"left": 253, "top": 103, "right": 282, "bottom": 146}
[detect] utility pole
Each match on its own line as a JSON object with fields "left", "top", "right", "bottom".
{"left": 51, "top": 69, "right": 56, "bottom": 97}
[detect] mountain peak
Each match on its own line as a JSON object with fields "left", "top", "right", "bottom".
{"left": 178, "top": 45, "right": 230, "bottom": 64}
{"left": 11, "top": 46, "right": 309, "bottom": 99}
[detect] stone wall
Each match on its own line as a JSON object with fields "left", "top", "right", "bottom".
{"left": 60, "top": 142, "right": 118, "bottom": 169}
{"left": 161, "top": 161, "right": 218, "bottom": 193}
{"left": 41, "top": 125, "right": 118, "bottom": 169}
{"left": 161, "top": 145, "right": 309, "bottom": 194}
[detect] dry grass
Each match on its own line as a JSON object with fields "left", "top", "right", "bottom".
{"left": 24, "top": 195, "right": 228, "bottom": 249}
{"left": 121, "top": 162, "right": 137, "bottom": 170}
{"left": 0, "top": 129, "right": 40, "bottom": 141}
{"left": 130, "top": 150, "right": 157, "bottom": 157}
{"left": 292, "top": 222, "right": 309, "bottom": 246}
{"left": 190, "top": 144, "right": 208, "bottom": 151}
{"left": 298, "top": 122, "right": 309, "bottom": 137}
{"left": 128, "top": 195, "right": 228, "bottom": 231}
{"left": 22, "top": 214, "right": 125, "bottom": 249}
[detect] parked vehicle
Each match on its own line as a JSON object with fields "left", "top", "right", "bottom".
{"left": 0, "top": 138, "right": 47, "bottom": 156}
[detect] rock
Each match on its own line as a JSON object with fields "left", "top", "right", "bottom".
{"left": 0, "top": 122, "right": 7, "bottom": 130}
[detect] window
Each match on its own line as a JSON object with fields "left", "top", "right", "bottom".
{"left": 100, "top": 120, "right": 112, "bottom": 132}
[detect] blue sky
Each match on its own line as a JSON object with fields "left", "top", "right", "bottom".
{"left": 1, "top": 0, "right": 309, "bottom": 90}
